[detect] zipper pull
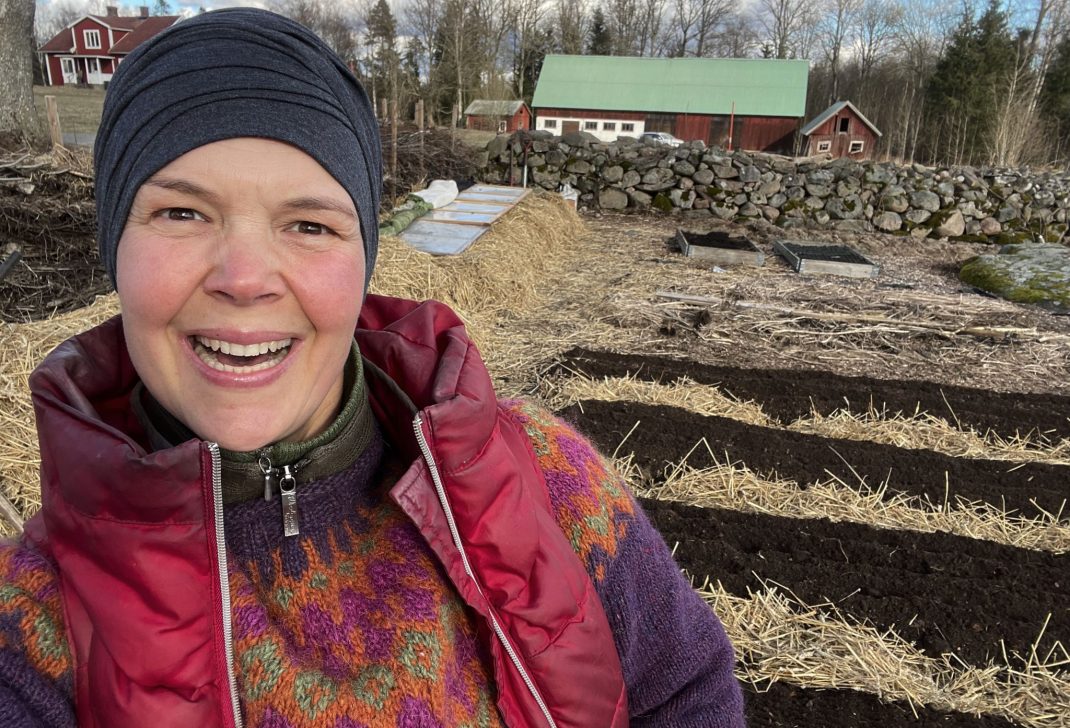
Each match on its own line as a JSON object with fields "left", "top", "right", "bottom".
{"left": 279, "top": 465, "right": 299, "bottom": 537}
{"left": 258, "top": 455, "right": 277, "bottom": 501}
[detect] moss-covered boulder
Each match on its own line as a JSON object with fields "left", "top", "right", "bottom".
{"left": 959, "top": 243, "right": 1070, "bottom": 311}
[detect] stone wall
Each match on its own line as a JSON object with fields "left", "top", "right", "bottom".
{"left": 477, "top": 130, "right": 1070, "bottom": 243}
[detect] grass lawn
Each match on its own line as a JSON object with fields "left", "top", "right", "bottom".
{"left": 33, "top": 85, "right": 105, "bottom": 139}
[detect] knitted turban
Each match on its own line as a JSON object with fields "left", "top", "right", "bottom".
{"left": 93, "top": 8, "right": 382, "bottom": 289}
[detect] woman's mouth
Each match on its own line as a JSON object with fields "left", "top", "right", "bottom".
{"left": 191, "top": 335, "right": 293, "bottom": 373}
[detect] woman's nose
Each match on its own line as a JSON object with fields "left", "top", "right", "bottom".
{"left": 202, "top": 225, "right": 285, "bottom": 305}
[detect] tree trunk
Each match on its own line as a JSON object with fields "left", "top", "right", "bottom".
{"left": 0, "top": 0, "right": 41, "bottom": 146}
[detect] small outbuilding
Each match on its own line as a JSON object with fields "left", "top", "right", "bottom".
{"left": 801, "top": 101, "right": 881, "bottom": 159}
{"left": 464, "top": 100, "right": 531, "bottom": 133}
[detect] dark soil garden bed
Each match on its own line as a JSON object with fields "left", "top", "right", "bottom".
{"left": 640, "top": 497, "right": 1069, "bottom": 667}
{"left": 561, "top": 400, "right": 1070, "bottom": 520}
{"left": 557, "top": 347, "right": 1070, "bottom": 442}
{"left": 744, "top": 681, "right": 1018, "bottom": 727}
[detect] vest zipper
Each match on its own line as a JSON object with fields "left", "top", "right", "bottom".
{"left": 259, "top": 455, "right": 300, "bottom": 537}
{"left": 411, "top": 415, "right": 558, "bottom": 728}
{"left": 208, "top": 442, "right": 244, "bottom": 728}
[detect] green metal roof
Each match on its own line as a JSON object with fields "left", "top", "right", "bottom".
{"left": 532, "top": 55, "right": 809, "bottom": 117}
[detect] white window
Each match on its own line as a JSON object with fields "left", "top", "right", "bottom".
{"left": 849, "top": 140, "right": 864, "bottom": 153}
{"left": 816, "top": 140, "right": 831, "bottom": 153}
{"left": 544, "top": 119, "right": 557, "bottom": 129}
{"left": 603, "top": 121, "right": 616, "bottom": 131}
{"left": 498, "top": 120, "right": 507, "bottom": 132}
{"left": 84, "top": 29, "right": 101, "bottom": 49}
{"left": 622, "top": 122, "right": 634, "bottom": 132}
{"left": 584, "top": 121, "right": 597, "bottom": 130}
{"left": 87, "top": 58, "right": 100, "bottom": 74}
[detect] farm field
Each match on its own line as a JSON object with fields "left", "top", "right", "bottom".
{"left": 2, "top": 156, "right": 1069, "bottom": 726}
{"left": 474, "top": 212, "right": 1070, "bottom": 727}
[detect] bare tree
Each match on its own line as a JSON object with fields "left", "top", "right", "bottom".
{"left": 556, "top": 0, "right": 588, "bottom": 53}
{"left": 669, "top": 0, "right": 735, "bottom": 56}
{"left": 1, "top": 0, "right": 41, "bottom": 146}
{"left": 636, "top": 0, "right": 669, "bottom": 55}
{"left": 712, "top": 11, "right": 759, "bottom": 56}
{"left": 35, "top": 0, "right": 102, "bottom": 46}
{"left": 271, "top": 0, "right": 361, "bottom": 61}
{"left": 608, "top": 0, "right": 641, "bottom": 55}
{"left": 818, "top": 0, "right": 860, "bottom": 102}
{"left": 855, "top": 0, "right": 902, "bottom": 92}
{"left": 511, "top": 0, "right": 546, "bottom": 98}
{"left": 755, "top": 0, "right": 817, "bottom": 58}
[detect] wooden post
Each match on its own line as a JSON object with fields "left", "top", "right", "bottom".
{"left": 390, "top": 99, "right": 398, "bottom": 204}
{"left": 45, "top": 95, "right": 63, "bottom": 150}
{"left": 451, "top": 103, "right": 459, "bottom": 151}
{"left": 416, "top": 99, "right": 425, "bottom": 183}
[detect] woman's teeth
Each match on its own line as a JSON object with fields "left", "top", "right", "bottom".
{"left": 192, "top": 335, "right": 292, "bottom": 373}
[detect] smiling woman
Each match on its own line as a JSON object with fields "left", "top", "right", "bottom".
{"left": 0, "top": 8, "right": 744, "bottom": 728}
{"left": 117, "top": 138, "right": 365, "bottom": 451}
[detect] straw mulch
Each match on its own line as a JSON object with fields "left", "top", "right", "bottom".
{"left": 0, "top": 294, "right": 119, "bottom": 534}
{"left": 0, "top": 193, "right": 585, "bottom": 533}
{"left": 625, "top": 453, "right": 1070, "bottom": 554}
{"left": 543, "top": 374, "right": 1070, "bottom": 466}
{"left": 705, "top": 581, "right": 1070, "bottom": 728}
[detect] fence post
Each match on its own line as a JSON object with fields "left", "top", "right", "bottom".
{"left": 45, "top": 95, "right": 63, "bottom": 150}
{"left": 416, "top": 99, "right": 425, "bottom": 183}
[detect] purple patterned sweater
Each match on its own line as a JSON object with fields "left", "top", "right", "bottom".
{"left": 0, "top": 401, "right": 744, "bottom": 727}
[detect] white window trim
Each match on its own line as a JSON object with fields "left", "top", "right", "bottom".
{"left": 84, "top": 29, "right": 101, "bottom": 49}
{"left": 849, "top": 140, "right": 865, "bottom": 153}
{"left": 622, "top": 122, "right": 635, "bottom": 132}
{"left": 543, "top": 119, "right": 556, "bottom": 128}
{"left": 497, "top": 120, "right": 507, "bottom": 133}
{"left": 816, "top": 140, "right": 831, "bottom": 153}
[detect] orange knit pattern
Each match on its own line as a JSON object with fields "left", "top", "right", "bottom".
{"left": 228, "top": 494, "right": 505, "bottom": 727}
{"left": 0, "top": 544, "right": 72, "bottom": 685}
{"left": 500, "top": 400, "right": 637, "bottom": 582}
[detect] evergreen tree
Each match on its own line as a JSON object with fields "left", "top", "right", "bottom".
{"left": 365, "top": 0, "right": 400, "bottom": 110}
{"left": 587, "top": 7, "right": 613, "bottom": 55}
{"left": 152, "top": 0, "right": 172, "bottom": 15}
{"left": 515, "top": 25, "right": 554, "bottom": 104}
{"left": 923, "top": 0, "right": 1017, "bottom": 164}
{"left": 1040, "top": 35, "right": 1070, "bottom": 144}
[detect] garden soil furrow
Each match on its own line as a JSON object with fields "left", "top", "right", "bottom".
{"left": 743, "top": 681, "right": 1019, "bottom": 727}
{"left": 560, "top": 400, "right": 1070, "bottom": 520}
{"left": 638, "top": 497, "right": 1069, "bottom": 667}
{"left": 557, "top": 347, "right": 1070, "bottom": 441}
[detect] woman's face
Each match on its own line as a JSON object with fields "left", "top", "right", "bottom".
{"left": 116, "top": 138, "right": 365, "bottom": 451}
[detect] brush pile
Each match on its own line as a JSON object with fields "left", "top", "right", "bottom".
{"left": 0, "top": 147, "right": 107, "bottom": 322}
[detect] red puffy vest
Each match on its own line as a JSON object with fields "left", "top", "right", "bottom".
{"left": 25, "top": 295, "right": 628, "bottom": 728}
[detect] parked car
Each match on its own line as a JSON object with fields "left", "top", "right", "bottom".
{"left": 641, "top": 131, "right": 684, "bottom": 147}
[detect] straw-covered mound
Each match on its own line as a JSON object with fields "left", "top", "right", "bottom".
{"left": 0, "top": 192, "right": 583, "bottom": 534}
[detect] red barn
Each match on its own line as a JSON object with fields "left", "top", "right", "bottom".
{"left": 464, "top": 100, "right": 531, "bottom": 133}
{"left": 531, "top": 55, "right": 809, "bottom": 153}
{"left": 801, "top": 101, "right": 882, "bottom": 159}
{"left": 39, "top": 6, "right": 178, "bottom": 87}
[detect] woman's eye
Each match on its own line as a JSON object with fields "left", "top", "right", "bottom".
{"left": 161, "top": 208, "right": 205, "bottom": 222}
{"left": 293, "top": 221, "right": 332, "bottom": 235}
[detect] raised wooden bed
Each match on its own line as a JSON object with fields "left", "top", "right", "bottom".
{"left": 676, "top": 229, "right": 765, "bottom": 267}
{"left": 773, "top": 240, "right": 879, "bottom": 278}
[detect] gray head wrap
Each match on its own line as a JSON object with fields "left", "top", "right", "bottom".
{"left": 94, "top": 8, "right": 381, "bottom": 289}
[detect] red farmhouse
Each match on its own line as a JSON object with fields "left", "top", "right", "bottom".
{"left": 39, "top": 6, "right": 179, "bottom": 87}
{"left": 801, "top": 101, "right": 882, "bottom": 159}
{"left": 464, "top": 100, "right": 531, "bottom": 133}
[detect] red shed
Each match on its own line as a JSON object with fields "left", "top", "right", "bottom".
{"left": 801, "top": 101, "right": 882, "bottom": 159}
{"left": 464, "top": 100, "right": 531, "bottom": 133}
{"left": 39, "top": 6, "right": 178, "bottom": 87}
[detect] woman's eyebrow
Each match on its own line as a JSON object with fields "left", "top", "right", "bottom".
{"left": 143, "top": 176, "right": 219, "bottom": 202}
{"left": 282, "top": 196, "right": 358, "bottom": 220}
